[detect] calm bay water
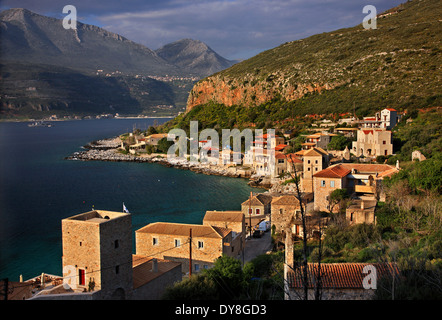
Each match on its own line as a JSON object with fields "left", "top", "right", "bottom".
{"left": 0, "top": 118, "right": 263, "bottom": 281}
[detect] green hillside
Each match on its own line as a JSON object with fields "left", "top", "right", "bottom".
{"left": 182, "top": 0, "right": 441, "bottom": 126}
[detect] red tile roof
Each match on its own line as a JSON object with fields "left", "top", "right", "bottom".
{"left": 287, "top": 263, "right": 399, "bottom": 289}
{"left": 275, "top": 152, "right": 287, "bottom": 159}
{"left": 340, "top": 163, "right": 396, "bottom": 174}
{"left": 313, "top": 165, "right": 351, "bottom": 179}
{"left": 275, "top": 144, "right": 288, "bottom": 151}
{"left": 271, "top": 195, "right": 301, "bottom": 206}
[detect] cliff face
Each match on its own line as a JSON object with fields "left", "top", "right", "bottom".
{"left": 187, "top": 74, "right": 344, "bottom": 111}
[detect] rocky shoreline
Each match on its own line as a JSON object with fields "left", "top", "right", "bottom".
{"left": 65, "top": 138, "right": 274, "bottom": 189}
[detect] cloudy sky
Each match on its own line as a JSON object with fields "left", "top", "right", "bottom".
{"left": 0, "top": 0, "right": 404, "bottom": 60}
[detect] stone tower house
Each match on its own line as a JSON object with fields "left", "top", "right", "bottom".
{"left": 61, "top": 210, "right": 133, "bottom": 299}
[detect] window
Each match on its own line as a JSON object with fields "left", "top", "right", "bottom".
{"left": 307, "top": 167, "right": 311, "bottom": 171}
{"left": 307, "top": 160, "right": 311, "bottom": 164}
{"left": 256, "top": 208, "right": 260, "bottom": 215}
{"left": 330, "top": 180, "right": 335, "bottom": 188}
{"left": 383, "top": 140, "right": 386, "bottom": 145}
{"left": 249, "top": 208, "right": 253, "bottom": 215}
{"left": 195, "top": 264, "right": 200, "bottom": 272}
{"left": 114, "top": 240, "right": 119, "bottom": 249}
{"left": 203, "top": 265, "right": 209, "bottom": 269}
{"left": 315, "top": 160, "right": 318, "bottom": 164}
{"left": 152, "top": 237, "right": 158, "bottom": 246}
{"left": 321, "top": 180, "right": 326, "bottom": 187}
{"left": 279, "top": 209, "right": 283, "bottom": 214}
{"left": 174, "top": 239, "right": 181, "bottom": 247}
{"left": 115, "top": 265, "right": 119, "bottom": 274}
{"left": 198, "top": 241, "right": 204, "bottom": 249}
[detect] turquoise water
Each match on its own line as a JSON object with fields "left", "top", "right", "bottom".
{"left": 0, "top": 118, "right": 263, "bottom": 281}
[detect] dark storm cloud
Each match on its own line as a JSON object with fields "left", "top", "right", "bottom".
{"left": 0, "top": 0, "right": 404, "bottom": 60}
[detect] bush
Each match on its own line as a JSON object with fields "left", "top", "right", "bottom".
{"left": 161, "top": 273, "right": 218, "bottom": 300}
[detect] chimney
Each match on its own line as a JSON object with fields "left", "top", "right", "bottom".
{"left": 152, "top": 258, "right": 158, "bottom": 273}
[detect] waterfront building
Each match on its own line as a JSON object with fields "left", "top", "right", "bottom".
{"left": 146, "top": 133, "right": 168, "bottom": 146}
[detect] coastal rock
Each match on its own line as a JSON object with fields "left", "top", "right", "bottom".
{"left": 65, "top": 147, "right": 259, "bottom": 183}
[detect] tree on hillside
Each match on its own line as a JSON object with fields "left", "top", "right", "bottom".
{"left": 156, "top": 137, "right": 174, "bottom": 154}
{"left": 147, "top": 125, "right": 158, "bottom": 135}
{"left": 328, "top": 188, "right": 349, "bottom": 214}
{"left": 328, "top": 135, "right": 352, "bottom": 151}
{"left": 205, "top": 255, "right": 245, "bottom": 300}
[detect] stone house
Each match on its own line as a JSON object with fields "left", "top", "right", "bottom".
{"left": 303, "top": 132, "right": 336, "bottom": 150}
{"left": 313, "top": 165, "right": 350, "bottom": 213}
{"left": 203, "top": 210, "right": 245, "bottom": 253}
{"left": 346, "top": 200, "right": 377, "bottom": 225}
{"left": 285, "top": 262, "right": 399, "bottom": 300}
{"left": 313, "top": 163, "right": 399, "bottom": 213}
{"left": 286, "top": 154, "right": 303, "bottom": 174}
{"left": 352, "top": 128, "right": 393, "bottom": 158}
{"left": 146, "top": 133, "right": 168, "bottom": 146}
{"left": 241, "top": 193, "right": 273, "bottom": 219}
{"left": 241, "top": 193, "right": 273, "bottom": 234}
{"left": 271, "top": 195, "right": 310, "bottom": 234}
{"left": 275, "top": 152, "right": 303, "bottom": 177}
{"left": 135, "top": 222, "right": 234, "bottom": 274}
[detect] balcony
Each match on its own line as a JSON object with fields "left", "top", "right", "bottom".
{"left": 355, "top": 184, "right": 375, "bottom": 194}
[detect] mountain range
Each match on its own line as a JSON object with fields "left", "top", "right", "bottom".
{"left": 0, "top": 8, "right": 236, "bottom": 118}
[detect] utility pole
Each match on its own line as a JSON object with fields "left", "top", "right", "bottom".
{"left": 189, "top": 228, "right": 192, "bottom": 277}
{"left": 249, "top": 191, "right": 253, "bottom": 239}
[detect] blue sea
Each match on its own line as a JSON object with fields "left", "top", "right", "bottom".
{"left": 0, "top": 118, "right": 263, "bottom": 281}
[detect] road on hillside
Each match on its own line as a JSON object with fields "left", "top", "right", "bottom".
{"left": 239, "top": 230, "right": 273, "bottom": 264}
